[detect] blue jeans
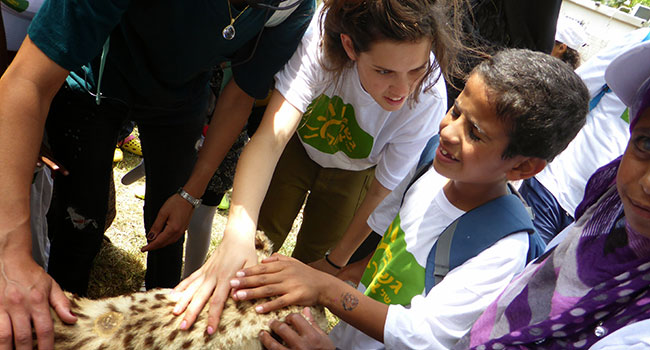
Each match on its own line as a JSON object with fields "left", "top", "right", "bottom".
{"left": 45, "top": 85, "right": 205, "bottom": 295}
{"left": 518, "top": 177, "right": 574, "bottom": 244}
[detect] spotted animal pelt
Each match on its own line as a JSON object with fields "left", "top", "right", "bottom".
{"left": 37, "top": 232, "right": 327, "bottom": 350}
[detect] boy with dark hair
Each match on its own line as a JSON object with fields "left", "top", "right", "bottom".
{"left": 229, "top": 48, "right": 589, "bottom": 350}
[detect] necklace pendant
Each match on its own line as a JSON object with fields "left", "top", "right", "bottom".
{"left": 222, "top": 24, "right": 236, "bottom": 40}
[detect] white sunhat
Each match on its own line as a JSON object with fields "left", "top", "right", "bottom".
{"left": 555, "top": 16, "right": 588, "bottom": 51}
{"left": 605, "top": 40, "right": 650, "bottom": 127}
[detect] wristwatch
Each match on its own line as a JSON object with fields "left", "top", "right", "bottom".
{"left": 177, "top": 187, "right": 202, "bottom": 208}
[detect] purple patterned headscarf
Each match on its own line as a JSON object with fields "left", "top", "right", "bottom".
{"left": 453, "top": 62, "right": 650, "bottom": 350}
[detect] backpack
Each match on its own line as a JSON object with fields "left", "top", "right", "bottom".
{"left": 407, "top": 135, "right": 546, "bottom": 293}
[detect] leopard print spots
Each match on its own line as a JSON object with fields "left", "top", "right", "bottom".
{"left": 54, "top": 331, "right": 72, "bottom": 343}
{"left": 72, "top": 337, "right": 92, "bottom": 348}
{"left": 37, "top": 232, "right": 328, "bottom": 350}
{"left": 144, "top": 335, "right": 154, "bottom": 347}
{"left": 168, "top": 329, "right": 179, "bottom": 342}
{"left": 148, "top": 322, "right": 161, "bottom": 332}
{"left": 129, "top": 305, "right": 145, "bottom": 313}
{"left": 122, "top": 333, "right": 134, "bottom": 348}
{"left": 255, "top": 239, "right": 265, "bottom": 251}
{"left": 163, "top": 316, "right": 176, "bottom": 328}
{"left": 74, "top": 311, "right": 89, "bottom": 320}
{"left": 237, "top": 301, "right": 250, "bottom": 314}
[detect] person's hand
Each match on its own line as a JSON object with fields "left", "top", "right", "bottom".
{"left": 141, "top": 194, "right": 194, "bottom": 252}
{"left": 308, "top": 258, "right": 340, "bottom": 276}
{"left": 0, "top": 251, "right": 76, "bottom": 350}
{"left": 229, "top": 254, "right": 328, "bottom": 313}
{"left": 172, "top": 232, "right": 258, "bottom": 333}
{"left": 259, "top": 307, "right": 335, "bottom": 350}
{"left": 334, "top": 258, "right": 368, "bottom": 287}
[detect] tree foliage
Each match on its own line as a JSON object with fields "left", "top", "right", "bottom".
{"left": 595, "top": 0, "right": 650, "bottom": 8}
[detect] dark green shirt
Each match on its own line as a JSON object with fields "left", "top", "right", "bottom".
{"left": 29, "top": 0, "right": 314, "bottom": 115}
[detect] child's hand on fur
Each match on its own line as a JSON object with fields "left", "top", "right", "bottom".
{"left": 229, "top": 254, "right": 328, "bottom": 313}
{"left": 259, "top": 307, "right": 335, "bottom": 350}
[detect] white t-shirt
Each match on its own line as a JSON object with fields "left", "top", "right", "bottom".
{"left": 330, "top": 165, "right": 529, "bottom": 349}
{"left": 534, "top": 28, "right": 650, "bottom": 216}
{"left": 274, "top": 8, "right": 447, "bottom": 190}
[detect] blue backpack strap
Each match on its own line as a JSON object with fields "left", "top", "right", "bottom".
{"left": 424, "top": 194, "right": 544, "bottom": 293}
{"left": 417, "top": 134, "right": 439, "bottom": 169}
{"left": 399, "top": 135, "right": 439, "bottom": 207}
{"left": 588, "top": 85, "right": 611, "bottom": 111}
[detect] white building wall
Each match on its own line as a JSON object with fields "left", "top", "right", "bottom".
{"left": 561, "top": 0, "right": 648, "bottom": 61}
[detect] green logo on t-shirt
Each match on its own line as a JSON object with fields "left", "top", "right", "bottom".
{"left": 298, "top": 94, "right": 373, "bottom": 158}
{"left": 2, "top": 0, "right": 29, "bottom": 12}
{"left": 360, "top": 214, "right": 425, "bottom": 306}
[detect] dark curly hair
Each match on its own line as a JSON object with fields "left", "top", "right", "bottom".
{"left": 472, "top": 49, "right": 589, "bottom": 162}
{"left": 556, "top": 41, "right": 581, "bottom": 69}
{"left": 318, "top": 0, "right": 464, "bottom": 104}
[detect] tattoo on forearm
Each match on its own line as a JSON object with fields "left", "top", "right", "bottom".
{"left": 341, "top": 292, "right": 358, "bottom": 311}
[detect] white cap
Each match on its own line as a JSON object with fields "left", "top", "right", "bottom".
{"left": 555, "top": 17, "right": 588, "bottom": 51}
{"left": 605, "top": 40, "right": 650, "bottom": 127}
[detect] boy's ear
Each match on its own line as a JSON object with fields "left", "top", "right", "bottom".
{"left": 506, "top": 157, "right": 547, "bottom": 181}
{"left": 340, "top": 34, "right": 357, "bottom": 61}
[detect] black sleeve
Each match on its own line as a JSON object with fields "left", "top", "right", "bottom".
{"left": 231, "top": 0, "right": 316, "bottom": 99}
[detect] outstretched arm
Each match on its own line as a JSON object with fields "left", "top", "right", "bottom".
{"left": 172, "top": 90, "right": 304, "bottom": 333}
{"left": 231, "top": 254, "right": 389, "bottom": 343}
{"left": 142, "top": 78, "right": 253, "bottom": 252}
{"left": 0, "top": 36, "right": 76, "bottom": 350}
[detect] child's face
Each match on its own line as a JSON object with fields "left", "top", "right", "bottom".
{"left": 342, "top": 36, "right": 430, "bottom": 112}
{"left": 617, "top": 108, "right": 650, "bottom": 237}
{"left": 433, "top": 73, "right": 523, "bottom": 185}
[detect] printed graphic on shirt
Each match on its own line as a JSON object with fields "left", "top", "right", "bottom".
{"left": 2, "top": 0, "right": 29, "bottom": 12}
{"left": 360, "top": 214, "right": 425, "bottom": 305}
{"left": 621, "top": 108, "right": 630, "bottom": 124}
{"left": 298, "top": 94, "right": 373, "bottom": 158}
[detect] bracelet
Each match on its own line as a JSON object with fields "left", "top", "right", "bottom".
{"left": 177, "top": 187, "right": 202, "bottom": 208}
{"left": 324, "top": 253, "right": 343, "bottom": 270}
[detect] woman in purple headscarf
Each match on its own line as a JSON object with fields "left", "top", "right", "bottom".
{"left": 453, "top": 41, "right": 650, "bottom": 350}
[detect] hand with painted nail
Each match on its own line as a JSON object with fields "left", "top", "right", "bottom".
{"left": 259, "top": 307, "right": 335, "bottom": 350}
{"left": 229, "top": 254, "right": 330, "bottom": 314}
{"left": 141, "top": 193, "right": 194, "bottom": 252}
{"left": 171, "top": 231, "right": 258, "bottom": 334}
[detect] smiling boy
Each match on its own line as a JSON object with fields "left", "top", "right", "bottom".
{"left": 229, "top": 49, "right": 589, "bottom": 350}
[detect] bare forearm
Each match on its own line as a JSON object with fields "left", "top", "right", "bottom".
{"left": 319, "top": 273, "right": 388, "bottom": 342}
{"left": 328, "top": 178, "right": 390, "bottom": 266}
{"left": 182, "top": 80, "right": 254, "bottom": 199}
{"left": 224, "top": 90, "right": 302, "bottom": 239}
{"left": 0, "top": 37, "right": 67, "bottom": 251}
